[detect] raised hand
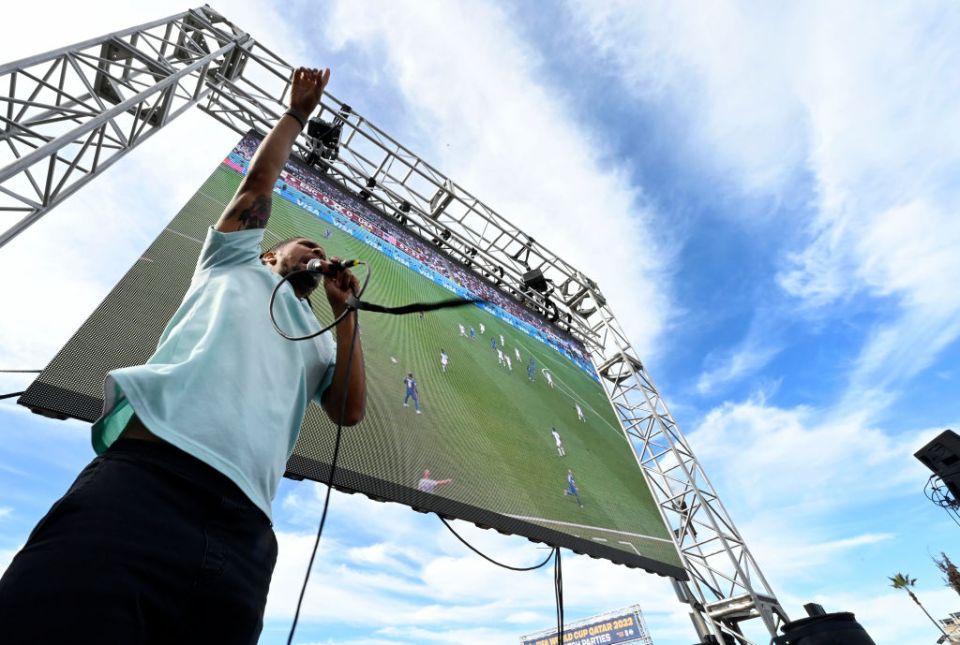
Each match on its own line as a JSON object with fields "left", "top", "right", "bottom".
{"left": 289, "top": 67, "right": 330, "bottom": 117}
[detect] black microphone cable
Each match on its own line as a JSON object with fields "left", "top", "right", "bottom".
{"left": 554, "top": 547, "right": 564, "bottom": 644}
{"left": 286, "top": 308, "right": 361, "bottom": 645}
{"left": 273, "top": 259, "right": 521, "bottom": 643}
{"left": 270, "top": 261, "right": 371, "bottom": 342}
{"left": 269, "top": 259, "right": 482, "bottom": 341}
{"left": 439, "top": 517, "right": 564, "bottom": 642}
{"left": 285, "top": 342, "right": 567, "bottom": 644}
{"left": 0, "top": 369, "right": 42, "bottom": 401}
{"left": 438, "top": 516, "right": 556, "bottom": 572}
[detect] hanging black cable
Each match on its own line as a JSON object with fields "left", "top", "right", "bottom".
{"left": 273, "top": 260, "right": 503, "bottom": 643}
{"left": 439, "top": 517, "right": 565, "bottom": 642}
{"left": 0, "top": 370, "right": 41, "bottom": 401}
{"left": 554, "top": 547, "right": 564, "bottom": 644}
{"left": 0, "top": 370, "right": 41, "bottom": 400}
{"left": 286, "top": 310, "right": 362, "bottom": 645}
{"left": 438, "top": 517, "right": 556, "bottom": 572}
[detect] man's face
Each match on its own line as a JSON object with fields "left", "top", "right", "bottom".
{"left": 263, "top": 238, "right": 326, "bottom": 297}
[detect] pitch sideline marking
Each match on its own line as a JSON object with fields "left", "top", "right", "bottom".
{"left": 505, "top": 513, "right": 674, "bottom": 544}
{"left": 618, "top": 541, "right": 642, "bottom": 556}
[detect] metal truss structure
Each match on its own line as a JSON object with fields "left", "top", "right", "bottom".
{"left": 0, "top": 6, "right": 787, "bottom": 643}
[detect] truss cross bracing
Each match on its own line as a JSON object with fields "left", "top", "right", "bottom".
{"left": 0, "top": 6, "right": 788, "bottom": 643}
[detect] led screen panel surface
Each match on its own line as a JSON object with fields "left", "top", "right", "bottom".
{"left": 21, "top": 132, "right": 684, "bottom": 578}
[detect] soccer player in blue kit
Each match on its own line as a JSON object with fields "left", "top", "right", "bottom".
{"left": 403, "top": 372, "right": 421, "bottom": 414}
{"left": 564, "top": 469, "right": 584, "bottom": 508}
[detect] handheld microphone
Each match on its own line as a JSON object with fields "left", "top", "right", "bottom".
{"left": 306, "top": 258, "right": 360, "bottom": 276}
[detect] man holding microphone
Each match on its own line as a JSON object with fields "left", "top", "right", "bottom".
{"left": 0, "top": 67, "right": 365, "bottom": 644}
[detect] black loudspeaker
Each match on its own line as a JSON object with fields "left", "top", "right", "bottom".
{"left": 915, "top": 430, "right": 960, "bottom": 499}
{"left": 773, "top": 612, "right": 876, "bottom": 644}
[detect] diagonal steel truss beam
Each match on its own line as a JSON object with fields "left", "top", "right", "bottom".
{"left": 0, "top": 7, "right": 256, "bottom": 248}
{"left": 0, "top": 6, "right": 789, "bottom": 643}
{"left": 592, "top": 306, "right": 790, "bottom": 642}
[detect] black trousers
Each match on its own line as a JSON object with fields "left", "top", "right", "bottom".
{"left": 0, "top": 438, "right": 278, "bottom": 644}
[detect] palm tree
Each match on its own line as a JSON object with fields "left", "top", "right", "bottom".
{"left": 889, "top": 572, "right": 947, "bottom": 636}
{"left": 933, "top": 553, "right": 960, "bottom": 598}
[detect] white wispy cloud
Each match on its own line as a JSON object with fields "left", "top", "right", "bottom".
{"left": 571, "top": 0, "right": 960, "bottom": 416}
{"left": 0, "top": 0, "right": 309, "bottom": 379}
{"left": 690, "top": 394, "right": 936, "bottom": 512}
{"left": 268, "top": 485, "right": 693, "bottom": 642}
{"left": 687, "top": 393, "right": 958, "bottom": 638}
{"left": 696, "top": 340, "right": 780, "bottom": 395}
{"left": 561, "top": 11, "right": 960, "bottom": 642}
{"left": 319, "top": 0, "right": 676, "bottom": 359}
{"left": 569, "top": 0, "right": 809, "bottom": 197}
{"left": 737, "top": 517, "right": 895, "bottom": 583}
{"left": 781, "top": 5, "right": 960, "bottom": 412}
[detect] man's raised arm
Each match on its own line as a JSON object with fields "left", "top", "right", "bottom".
{"left": 215, "top": 67, "right": 330, "bottom": 233}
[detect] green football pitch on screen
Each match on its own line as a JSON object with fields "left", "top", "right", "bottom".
{"left": 22, "top": 133, "right": 684, "bottom": 578}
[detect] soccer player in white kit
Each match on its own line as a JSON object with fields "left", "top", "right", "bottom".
{"left": 514, "top": 347, "right": 521, "bottom": 361}
{"left": 479, "top": 323, "right": 485, "bottom": 334}
{"left": 551, "top": 427, "right": 565, "bottom": 457}
{"left": 506, "top": 355, "right": 513, "bottom": 371}
{"left": 458, "top": 323, "right": 467, "bottom": 337}
{"left": 544, "top": 370, "right": 554, "bottom": 388}
{"left": 575, "top": 402, "right": 585, "bottom": 422}
{"left": 496, "top": 348, "right": 505, "bottom": 366}
{"left": 440, "top": 349, "right": 449, "bottom": 373}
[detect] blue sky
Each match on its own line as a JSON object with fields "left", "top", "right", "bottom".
{"left": 2, "top": 1, "right": 960, "bottom": 643}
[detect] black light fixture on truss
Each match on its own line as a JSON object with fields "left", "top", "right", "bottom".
{"left": 303, "top": 104, "right": 352, "bottom": 167}
{"left": 521, "top": 267, "right": 549, "bottom": 294}
{"left": 358, "top": 177, "right": 375, "bottom": 201}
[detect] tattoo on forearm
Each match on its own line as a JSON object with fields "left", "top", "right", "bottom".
{"left": 231, "top": 194, "right": 272, "bottom": 229}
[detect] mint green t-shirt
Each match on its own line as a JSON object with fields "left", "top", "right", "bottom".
{"left": 92, "top": 227, "right": 336, "bottom": 520}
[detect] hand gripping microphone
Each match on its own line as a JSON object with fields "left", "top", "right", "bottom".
{"left": 306, "top": 258, "right": 360, "bottom": 276}
{"left": 272, "top": 255, "right": 481, "bottom": 341}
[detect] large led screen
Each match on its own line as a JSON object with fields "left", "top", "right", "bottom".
{"left": 20, "top": 132, "right": 684, "bottom": 578}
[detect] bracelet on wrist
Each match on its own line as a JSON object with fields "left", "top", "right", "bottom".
{"left": 284, "top": 110, "right": 307, "bottom": 130}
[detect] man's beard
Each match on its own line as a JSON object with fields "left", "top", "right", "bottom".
{"left": 283, "top": 262, "right": 320, "bottom": 296}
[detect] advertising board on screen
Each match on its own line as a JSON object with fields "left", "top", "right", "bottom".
{"left": 20, "top": 132, "right": 684, "bottom": 578}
